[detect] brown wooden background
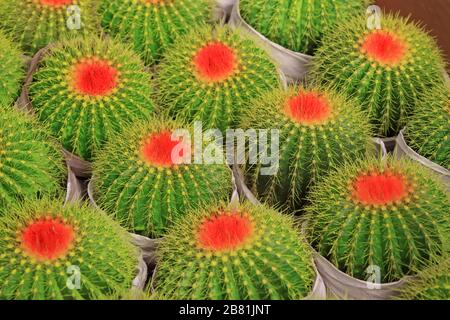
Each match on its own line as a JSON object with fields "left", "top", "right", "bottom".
{"left": 376, "top": 0, "right": 450, "bottom": 69}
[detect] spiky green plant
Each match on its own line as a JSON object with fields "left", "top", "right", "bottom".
{"left": 101, "top": 0, "right": 213, "bottom": 66}
{"left": 305, "top": 156, "right": 449, "bottom": 283}
{"left": 311, "top": 14, "right": 446, "bottom": 136}
{"left": 404, "top": 83, "right": 449, "bottom": 170}
{"left": 156, "top": 25, "right": 281, "bottom": 132}
{"left": 239, "top": 0, "right": 367, "bottom": 54}
{"left": 99, "top": 288, "right": 153, "bottom": 300}
{"left": 92, "top": 117, "right": 232, "bottom": 237}
{"left": 0, "top": 198, "right": 139, "bottom": 300}
{"left": 0, "top": 108, "right": 66, "bottom": 210}
{"left": 240, "top": 85, "right": 372, "bottom": 210}
{"left": 29, "top": 36, "right": 155, "bottom": 161}
{"left": 0, "top": 31, "right": 24, "bottom": 106}
{"left": 0, "top": 0, "right": 99, "bottom": 55}
{"left": 154, "top": 201, "right": 316, "bottom": 299}
{"left": 397, "top": 259, "right": 449, "bottom": 300}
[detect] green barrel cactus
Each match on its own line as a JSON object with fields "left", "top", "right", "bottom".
{"left": 311, "top": 14, "right": 446, "bottom": 136}
{"left": 101, "top": 0, "right": 213, "bottom": 66}
{"left": 0, "top": 198, "right": 139, "bottom": 300}
{"left": 156, "top": 25, "right": 281, "bottom": 132}
{"left": 99, "top": 288, "right": 153, "bottom": 300}
{"left": 0, "top": 0, "right": 99, "bottom": 54}
{"left": 91, "top": 117, "right": 232, "bottom": 237}
{"left": 305, "top": 156, "right": 449, "bottom": 283}
{"left": 241, "top": 85, "right": 372, "bottom": 209}
{"left": 154, "top": 202, "right": 316, "bottom": 299}
{"left": 29, "top": 36, "right": 155, "bottom": 161}
{"left": 405, "top": 83, "right": 449, "bottom": 169}
{"left": 397, "top": 259, "right": 449, "bottom": 300}
{"left": 0, "top": 30, "right": 24, "bottom": 106}
{"left": 0, "top": 108, "right": 66, "bottom": 209}
{"left": 239, "top": 0, "right": 367, "bottom": 54}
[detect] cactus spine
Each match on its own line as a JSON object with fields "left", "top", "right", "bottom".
{"left": 397, "top": 259, "right": 450, "bottom": 300}
{"left": 0, "top": 31, "right": 24, "bottom": 106}
{"left": 154, "top": 202, "right": 316, "bottom": 299}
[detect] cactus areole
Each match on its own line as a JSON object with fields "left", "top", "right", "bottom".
{"left": 142, "top": 0, "right": 166, "bottom": 4}
{"left": 21, "top": 218, "right": 75, "bottom": 261}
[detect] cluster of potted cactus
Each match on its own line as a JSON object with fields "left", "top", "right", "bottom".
{"left": 0, "top": 0, "right": 448, "bottom": 301}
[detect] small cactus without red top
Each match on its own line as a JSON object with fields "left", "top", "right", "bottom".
{"left": 0, "top": 108, "right": 66, "bottom": 210}
{"left": 0, "top": 0, "right": 99, "bottom": 54}
{"left": 154, "top": 202, "right": 316, "bottom": 299}
{"left": 239, "top": 0, "right": 368, "bottom": 54}
{"left": 305, "top": 157, "right": 449, "bottom": 283}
